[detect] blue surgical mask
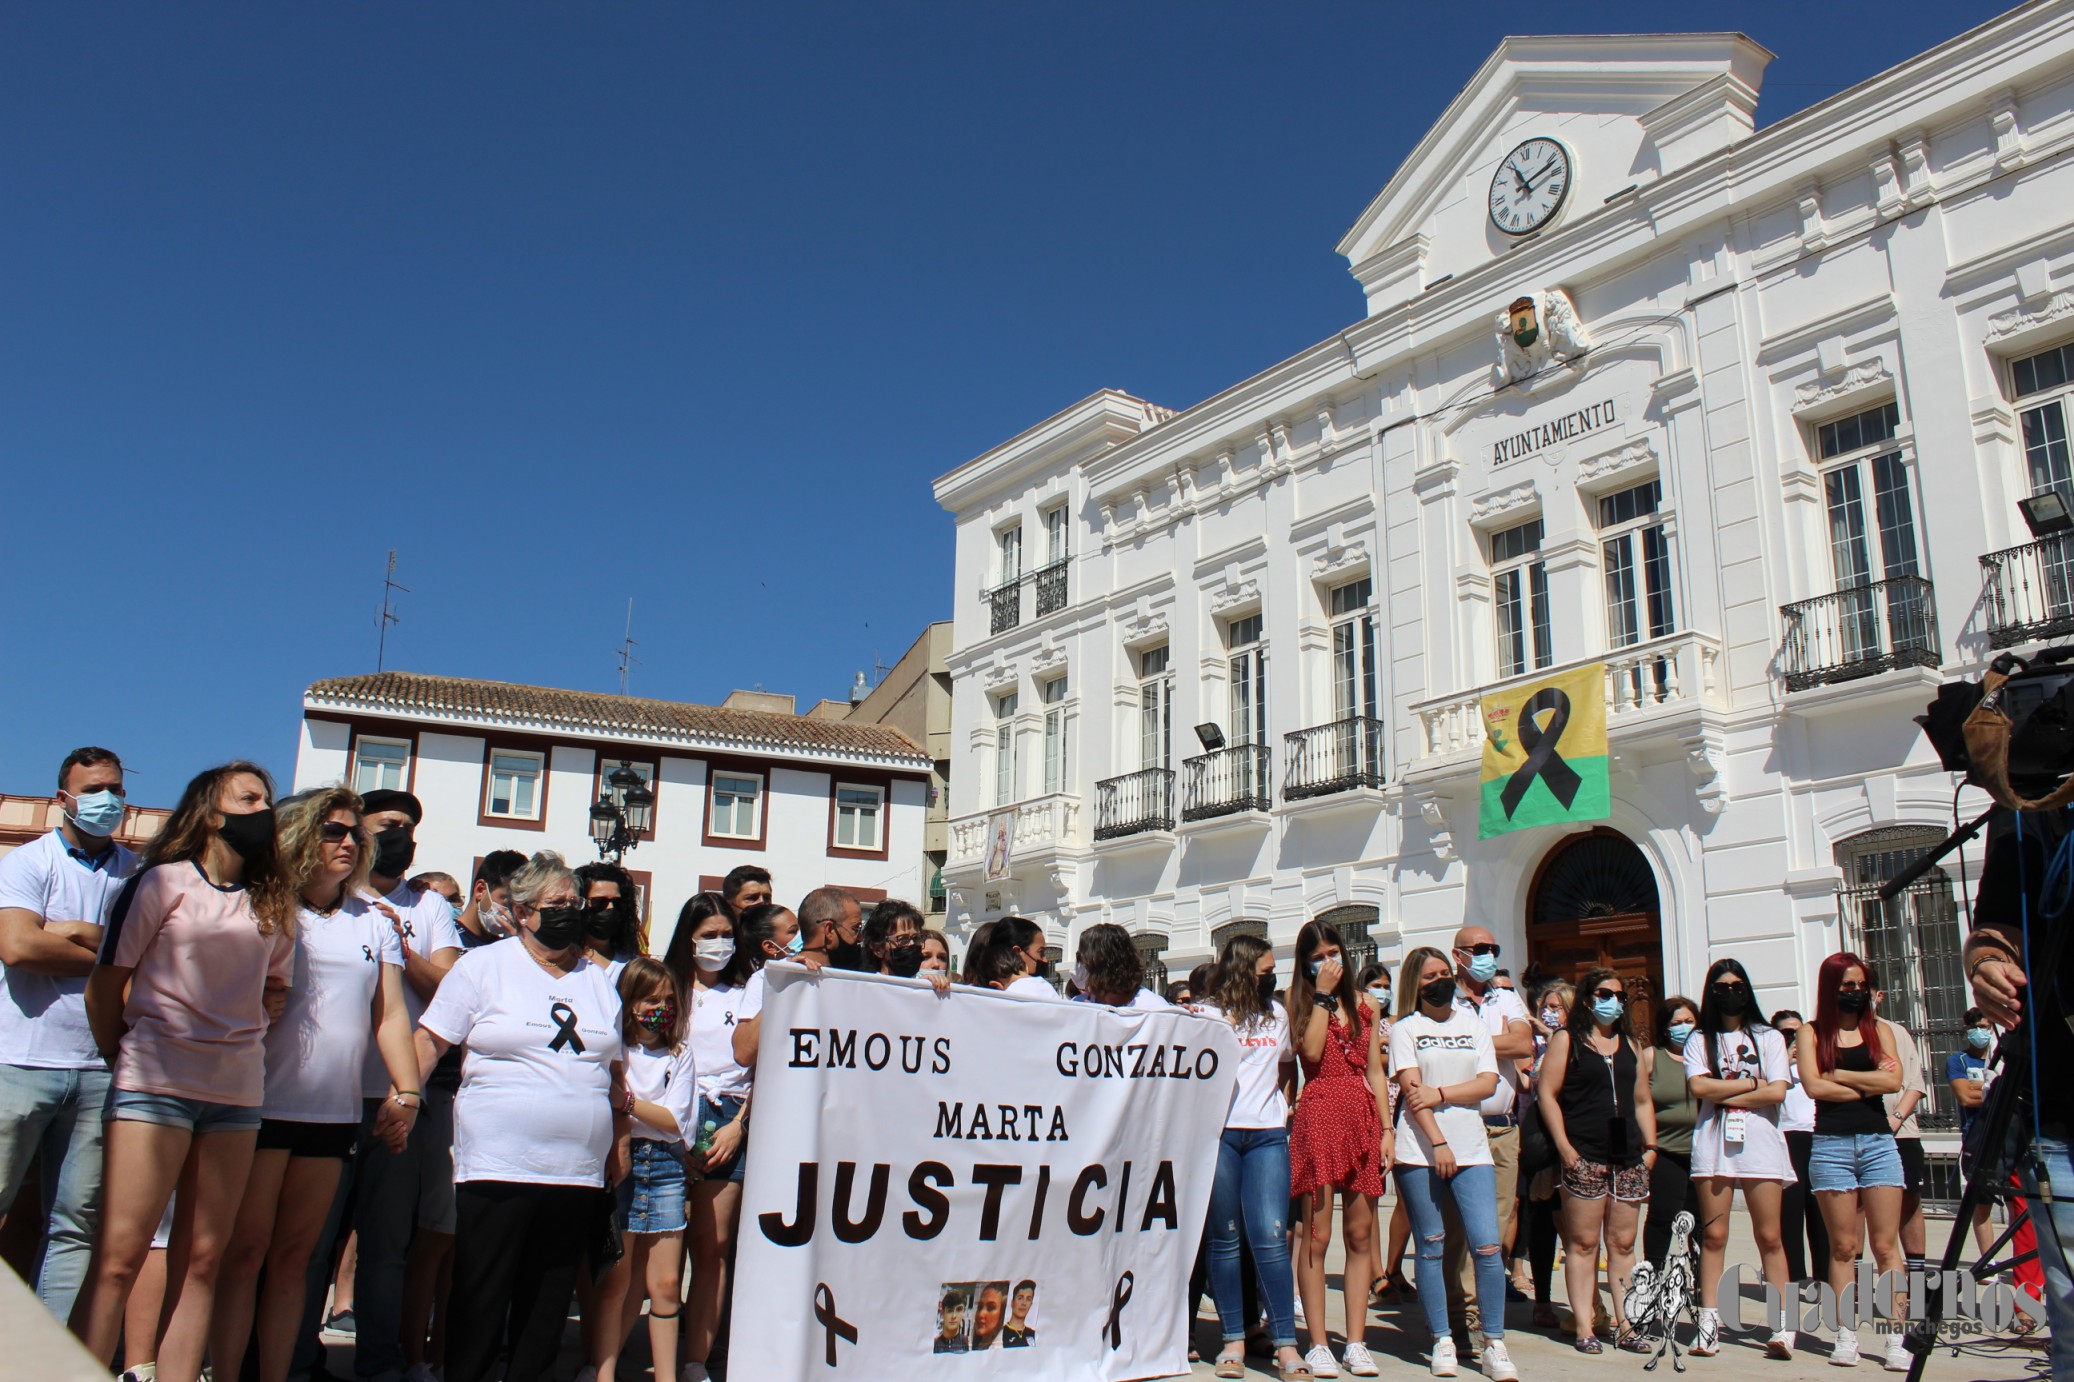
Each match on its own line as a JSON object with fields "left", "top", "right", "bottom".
{"left": 1465, "top": 952, "right": 1499, "bottom": 985}
{"left": 784, "top": 931, "right": 805, "bottom": 957}
{"left": 1966, "top": 1027, "right": 1992, "bottom": 1051}
{"left": 1369, "top": 985, "right": 1389, "bottom": 1004}
{"left": 1591, "top": 996, "right": 1624, "bottom": 1025}
{"left": 65, "top": 789, "right": 126, "bottom": 838}
{"left": 1307, "top": 960, "right": 1323, "bottom": 978}
{"left": 1667, "top": 1021, "right": 1696, "bottom": 1048}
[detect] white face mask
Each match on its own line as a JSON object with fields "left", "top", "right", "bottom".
{"left": 693, "top": 936, "right": 737, "bottom": 972}
{"left": 479, "top": 898, "right": 515, "bottom": 937}
{"left": 1071, "top": 961, "right": 1090, "bottom": 993}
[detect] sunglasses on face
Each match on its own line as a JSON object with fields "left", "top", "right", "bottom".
{"left": 319, "top": 822, "right": 365, "bottom": 843}
{"left": 1458, "top": 942, "right": 1501, "bottom": 957}
{"left": 586, "top": 896, "right": 623, "bottom": 912}
{"left": 1591, "top": 988, "right": 1625, "bottom": 1001}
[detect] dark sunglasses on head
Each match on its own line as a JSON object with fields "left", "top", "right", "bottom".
{"left": 1459, "top": 942, "right": 1501, "bottom": 957}
{"left": 1591, "top": 987, "right": 1625, "bottom": 1001}
{"left": 319, "top": 821, "right": 365, "bottom": 843}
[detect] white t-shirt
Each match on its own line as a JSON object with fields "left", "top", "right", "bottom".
{"left": 1125, "top": 988, "right": 1170, "bottom": 1011}
{"left": 1200, "top": 1001, "right": 1294, "bottom": 1129}
{"left": 264, "top": 898, "right": 402, "bottom": 1123}
{"left": 1391, "top": 1007, "right": 1500, "bottom": 1167}
{"left": 1682, "top": 1026, "right": 1793, "bottom": 1180}
{"left": 359, "top": 881, "right": 466, "bottom": 1098}
{"left": 1779, "top": 1070, "right": 1817, "bottom": 1134}
{"left": 688, "top": 978, "right": 756, "bottom": 1102}
{"left": 1453, "top": 984, "right": 1530, "bottom": 1117}
{"left": 1004, "top": 975, "right": 1062, "bottom": 1001}
{"left": 420, "top": 939, "right": 624, "bottom": 1186}
{"left": 735, "top": 967, "right": 768, "bottom": 1023}
{"left": 625, "top": 1039, "right": 698, "bottom": 1145}
{"left": 0, "top": 830, "right": 135, "bottom": 1068}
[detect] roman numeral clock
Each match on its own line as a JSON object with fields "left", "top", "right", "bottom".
{"left": 1488, "top": 137, "right": 1572, "bottom": 236}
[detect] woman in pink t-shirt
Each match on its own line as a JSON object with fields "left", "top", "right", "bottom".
{"left": 72, "top": 762, "right": 297, "bottom": 1382}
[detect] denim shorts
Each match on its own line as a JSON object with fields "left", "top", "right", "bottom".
{"left": 627, "top": 1138, "right": 689, "bottom": 1234}
{"left": 692, "top": 1094, "right": 747, "bottom": 1184}
{"left": 107, "top": 1086, "right": 263, "bottom": 1133}
{"left": 1808, "top": 1132, "right": 1906, "bottom": 1192}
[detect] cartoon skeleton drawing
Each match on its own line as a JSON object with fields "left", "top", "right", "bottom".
{"left": 1622, "top": 1210, "right": 1708, "bottom": 1370}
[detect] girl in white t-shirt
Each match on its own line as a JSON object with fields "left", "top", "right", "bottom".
{"left": 212, "top": 788, "right": 424, "bottom": 1382}
{"left": 1681, "top": 957, "right": 1794, "bottom": 1359}
{"left": 1388, "top": 947, "right": 1514, "bottom": 1381}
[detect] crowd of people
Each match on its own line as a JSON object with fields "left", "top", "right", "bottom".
{"left": 0, "top": 746, "right": 2041, "bottom": 1382}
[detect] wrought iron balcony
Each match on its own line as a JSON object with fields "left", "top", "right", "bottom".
{"left": 1981, "top": 534, "right": 2074, "bottom": 649}
{"left": 986, "top": 579, "right": 1022, "bottom": 635}
{"left": 1283, "top": 717, "right": 1387, "bottom": 800}
{"left": 1033, "top": 559, "right": 1069, "bottom": 617}
{"left": 1094, "top": 768, "right": 1175, "bottom": 840}
{"left": 1780, "top": 576, "right": 1940, "bottom": 692}
{"left": 1182, "top": 744, "right": 1272, "bottom": 821}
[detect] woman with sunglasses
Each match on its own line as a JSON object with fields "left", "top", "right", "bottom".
{"left": 1682, "top": 958, "right": 1795, "bottom": 1360}
{"left": 211, "top": 788, "right": 424, "bottom": 1382}
{"left": 1536, "top": 968, "right": 1656, "bottom": 1354}
{"left": 1796, "top": 953, "right": 1908, "bottom": 1370}
{"left": 575, "top": 861, "right": 644, "bottom": 977}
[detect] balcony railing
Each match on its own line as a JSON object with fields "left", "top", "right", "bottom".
{"left": 1033, "top": 559, "right": 1069, "bottom": 617}
{"left": 1283, "top": 717, "right": 1387, "bottom": 800}
{"left": 1981, "top": 534, "right": 2074, "bottom": 649}
{"left": 987, "top": 579, "right": 1022, "bottom": 635}
{"left": 947, "top": 794, "right": 1081, "bottom": 865}
{"left": 1182, "top": 744, "right": 1272, "bottom": 821}
{"left": 1780, "top": 576, "right": 1940, "bottom": 692}
{"left": 1094, "top": 768, "right": 1175, "bottom": 840}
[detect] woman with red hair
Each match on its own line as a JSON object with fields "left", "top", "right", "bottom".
{"left": 1794, "top": 953, "right": 1907, "bottom": 1370}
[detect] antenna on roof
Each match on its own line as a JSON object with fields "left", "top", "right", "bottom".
{"left": 376, "top": 549, "right": 409, "bottom": 672}
{"left": 614, "top": 598, "right": 642, "bottom": 695}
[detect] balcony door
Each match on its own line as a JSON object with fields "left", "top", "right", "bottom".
{"left": 1527, "top": 830, "right": 1664, "bottom": 1040}
{"left": 2015, "top": 342, "right": 2074, "bottom": 622}
{"left": 1818, "top": 403, "right": 1925, "bottom": 664}
{"left": 1328, "top": 579, "right": 1381, "bottom": 784}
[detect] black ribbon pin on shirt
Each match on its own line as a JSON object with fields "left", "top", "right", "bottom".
{"left": 813, "top": 1282, "right": 856, "bottom": 1366}
{"left": 548, "top": 1002, "right": 585, "bottom": 1053}
{"left": 1498, "top": 686, "right": 1583, "bottom": 818}
{"left": 1102, "top": 1271, "right": 1134, "bottom": 1350}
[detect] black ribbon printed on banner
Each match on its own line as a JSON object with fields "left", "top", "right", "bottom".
{"left": 548, "top": 1002, "right": 584, "bottom": 1053}
{"left": 813, "top": 1282, "right": 856, "bottom": 1366}
{"left": 1102, "top": 1271, "right": 1134, "bottom": 1350}
{"left": 1498, "top": 686, "right": 1583, "bottom": 818}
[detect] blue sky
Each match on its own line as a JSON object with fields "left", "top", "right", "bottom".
{"left": 1, "top": 2, "right": 2007, "bottom": 803}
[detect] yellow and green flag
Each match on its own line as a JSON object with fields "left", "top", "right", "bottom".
{"left": 1479, "top": 662, "right": 1610, "bottom": 839}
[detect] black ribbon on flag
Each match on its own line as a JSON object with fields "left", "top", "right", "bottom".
{"left": 1102, "top": 1271, "right": 1134, "bottom": 1350}
{"left": 1498, "top": 687, "right": 1583, "bottom": 818}
{"left": 548, "top": 1002, "right": 585, "bottom": 1053}
{"left": 813, "top": 1282, "right": 857, "bottom": 1365}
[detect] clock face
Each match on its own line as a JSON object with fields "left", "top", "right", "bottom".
{"left": 1488, "top": 137, "right": 1573, "bottom": 236}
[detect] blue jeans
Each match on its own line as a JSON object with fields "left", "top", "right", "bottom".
{"left": 1206, "top": 1127, "right": 1298, "bottom": 1349}
{"left": 2017, "top": 1133, "right": 2074, "bottom": 1380}
{"left": 0, "top": 1064, "right": 109, "bottom": 1323}
{"left": 1397, "top": 1162, "right": 1507, "bottom": 1342}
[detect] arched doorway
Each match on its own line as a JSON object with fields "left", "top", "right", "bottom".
{"left": 1528, "top": 829, "right": 1665, "bottom": 1036}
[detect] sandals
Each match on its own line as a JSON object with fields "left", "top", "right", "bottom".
{"left": 1616, "top": 1328, "right": 1652, "bottom": 1354}
{"left": 1215, "top": 1354, "right": 1247, "bottom": 1379}
{"left": 1278, "top": 1361, "right": 1316, "bottom": 1381}
{"left": 1574, "top": 1335, "right": 1604, "bottom": 1354}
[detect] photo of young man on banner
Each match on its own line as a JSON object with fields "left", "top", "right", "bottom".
{"left": 731, "top": 964, "right": 1238, "bottom": 1381}
{"left": 1478, "top": 660, "right": 1610, "bottom": 838}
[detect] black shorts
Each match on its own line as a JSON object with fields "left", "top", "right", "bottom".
{"left": 257, "top": 1118, "right": 359, "bottom": 1159}
{"left": 1897, "top": 1136, "right": 1927, "bottom": 1190}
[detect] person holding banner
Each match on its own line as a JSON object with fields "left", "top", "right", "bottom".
{"left": 1200, "top": 933, "right": 1311, "bottom": 1381}
{"left": 1389, "top": 946, "right": 1517, "bottom": 1381}
{"left": 1074, "top": 922, "right": 1168, "bottom": 1010}
{"left": 1289, "top": 918, "right": 1391, "bottom": 1379}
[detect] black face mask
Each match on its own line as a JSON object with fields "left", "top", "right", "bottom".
{"left": 372, "top": 825, "right": 416, "bottom": 879}
{"left": 829, "top": 939, "right": 869, "bottom": 972}
{"left": 1257, "top": 972, "right": 1277, "bottom": 1003}
{"left": 216, "top": 807, "right": 277, "bottom": 865}
{"left": 531, "top": 905, "right": 587, "bottom": 952}
{"left": 1711, "top": 983, "right": 1752, "bottom": 1017}
{"left": 1837, "top": 990, "right": 1873, "bottom": 1014}
{"left": 884, "top": 944, "right": 925, "bottom": 978}
{"left": 1421, "top": 976, "right": 1458, "bottom": 1009}
{"left": 584, "top": 901, "right": 627, "bottom": 941}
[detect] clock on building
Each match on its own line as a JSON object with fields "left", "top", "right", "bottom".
{"left": 1488, "top": 137, "right": 1573, "bottom": 236}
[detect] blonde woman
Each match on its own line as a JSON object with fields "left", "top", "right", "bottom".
{"left": 211, "top": 787, "right": 423, "bottom": 1382}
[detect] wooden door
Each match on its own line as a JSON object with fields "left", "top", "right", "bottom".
{"left": 1527, "top": 830, "right": 1665, "bottom": 1038}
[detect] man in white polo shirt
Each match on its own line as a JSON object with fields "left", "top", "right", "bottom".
{"left": 1441, "top": 923, "right": 1533, "bottom": 1351}
{"left": 0, "top": 746, "right": 136, "bottom": 1322}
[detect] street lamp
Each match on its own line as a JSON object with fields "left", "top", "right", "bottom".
{"left": 589, "top": 760, "right": 656, "bottom": 863}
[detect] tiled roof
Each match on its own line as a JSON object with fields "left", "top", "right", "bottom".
{"left": 306, "top": 671, "right": 929, "bottom": 766}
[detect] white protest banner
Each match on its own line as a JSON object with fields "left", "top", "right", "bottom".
{"left": 732, "top": 965, "right": 1238, "bottom": 1382}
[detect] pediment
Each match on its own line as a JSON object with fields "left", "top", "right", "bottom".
{"left": 1336, "top": 33, "right": 1772, "bottom": 316}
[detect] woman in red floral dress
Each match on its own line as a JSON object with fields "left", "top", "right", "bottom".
{"left": 1288, "top": 918, "right": 1392, "bottom": 1378}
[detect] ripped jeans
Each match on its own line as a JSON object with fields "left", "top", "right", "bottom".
{"left": 1207, "top": 1127, "right": 1298, "bottom": 1348}
{"left": 1396, "top": 1162, "right": 1507, "bottom": 1342}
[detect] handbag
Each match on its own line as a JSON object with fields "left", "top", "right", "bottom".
{"left": 1517, "top": 1096, "right": 1557, "bottom": 1177}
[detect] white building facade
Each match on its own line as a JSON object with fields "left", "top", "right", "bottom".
{"left": 934, "top": 5, "right": 2074, "bottom": 1142}
{"left": 292, "top": 672, "right": 933, "bottom": 955}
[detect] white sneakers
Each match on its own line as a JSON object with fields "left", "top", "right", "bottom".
{"left": 1341, "top": 1340, "right": 1380, "bottom": 1376}
{"left": 1831, "top": 1328, "right": 1861, "bottom": 1366}
{"left": 1690, "top": 1307, "right": 1721, "bottom": 1357}
{"left": 1304, "top": 1343, "right": 1341, "bottom": 1377}
{"left": 1766, "top": 1329, "right": 1796, "bottom": 1360}
{"left": 1882, "top": 1333, "right": 1911, "bottom": 1372}
{"left": 1429, "top": 1337, "right": 1460, "bottom": 1377}
{"left": 1479, "top": 1336, "right": 1518, "bottom": 1381}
